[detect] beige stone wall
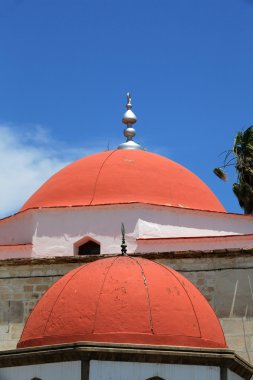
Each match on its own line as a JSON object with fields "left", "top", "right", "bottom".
{"left": 0, "top": 252, "right": 252, "bottom": 363}
{"left": 0, "top": 261, "right": 79, "bottom": 351}
{"left": 161, "top": 252, "right": 253, "bottom": 363}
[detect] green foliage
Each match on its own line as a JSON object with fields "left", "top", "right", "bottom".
{"left": 214, "top": 126, "right": 253, "bottom": 214}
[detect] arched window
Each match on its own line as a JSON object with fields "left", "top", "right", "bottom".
{"left": 31, "top": 378, "right": 42, "bottom": 380}
{"left": 146, "top": 377, "right": 165, "bottom": 380}
{"left": 78, "top": 240, "right": 100, "bottom": 255}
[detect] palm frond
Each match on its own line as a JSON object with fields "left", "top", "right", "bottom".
{"left": 233, "top": 181, "right": 253, "bottom": 214}
{"left": 215, "top": 125, "right": 253, "bottom": 213}
{"left": 213, "top": 167, "right": 227, "bottom": 181}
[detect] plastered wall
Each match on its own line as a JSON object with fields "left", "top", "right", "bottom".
{"left": 1, "top": 204, "right": 253, "bottom": 258}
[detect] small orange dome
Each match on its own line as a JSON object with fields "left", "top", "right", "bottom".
{"left": 18, "top": 256, "right": 226, "bottom": 349}
{"left": 20, "top": 150, "right": 225, "bottom": 213}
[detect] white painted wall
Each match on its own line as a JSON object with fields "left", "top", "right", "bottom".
{"left": 90, "top": 360, "right": 220, "bottom": 380}
{"left": 0, "top": 211, "right": 34, "bottom": 245}
{"left": 0, "top": 203, "right": 253, "bottom": 258}
{"left": 136, "top": 235, "right": 253, "bottom": 253}
{"left": 0, "top": 360, "right": 81, "bottom": 380}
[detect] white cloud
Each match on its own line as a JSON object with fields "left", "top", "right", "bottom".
{"left": 0, "top": 124, "right": 104, "bottom": 219}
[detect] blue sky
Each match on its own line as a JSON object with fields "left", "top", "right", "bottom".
{"left": 0, "top": 0, "right": 253, "bottom": 217}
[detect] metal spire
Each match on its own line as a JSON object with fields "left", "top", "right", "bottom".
{"left": 118, "top": 92, "right": 142, "bottom": 150}
{"left": 121, "top": 223, "right": 127, "bottom": 255}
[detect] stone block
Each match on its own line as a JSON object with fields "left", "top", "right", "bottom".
{"left": 0, "top": 325, "right": 8, "bottom": 335}
{"left": 0, "top": 293, "right": 10, "bottom": 300}
{"left": 10, "top": 323, "right": 23, "bottom": 339}
{"left": 235, "top": 351, "right": 250, "bottom": 362}
{"left": 205, "top": 295, "right": 212, "bottom": 303}
{"left": 2, "top": 301, "right": 24, "bottom": 323}
{"left": 23, "top": 285, "right": 33, "bottom": 292}
{"left": 31, "top": 293, "right": 40, "bottom": 299}
{"left": 0, "top": 340, "right": 16, "bottom": 350}
{"left": 26, "top": 277, "right": 42, "bottom": 284}
{"left": 35, "top": 285, "right": 48, "bottom": 292}
{"left": 221, "top": 318, "right": 244, "bottom": 336}
{"left": 30, "top": 270, "right": 45, "bottom": 276}
{"left": 0, "top": 301, "right": 9, "bottom": 323}
{"left": 12, "top": 293, "right": 24, "bottom": 300}
{"left": 243, "top": 319, "right": 253, "bottom": 335}
{"left": 245, "top": 335, "right": 253, "bottom": 351}
{"left": 249, "top": 351, "right": 253, "bottom": 364}
{"left": 225, "top": 335, "right": 246, "bottom": 351}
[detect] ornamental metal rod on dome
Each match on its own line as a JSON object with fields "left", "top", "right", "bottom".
{"left": 117, "top": 92, "right": 142, "bottom": 150}
{"left": 121, "top": 222, "right": 127, "bottom": 255}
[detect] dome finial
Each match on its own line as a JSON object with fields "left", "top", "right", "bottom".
{"left": 121, "top": 222, "right": 127, "bottom": 255}
{"left": 118, "top": 92, "right": 142, "bottom": 150}
{"left": 126, "top": 92, "right": 132, "bottom": 109}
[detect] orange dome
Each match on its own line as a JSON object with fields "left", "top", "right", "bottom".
{"left": 18, "top": 256, "right": 226, "bottom": 349}
{"left": 20, "top": 150, "right": 225, "bottom": 213}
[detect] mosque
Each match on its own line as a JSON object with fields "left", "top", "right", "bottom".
{"left": 0, "top": 94, "right": 252, "bottom": 379}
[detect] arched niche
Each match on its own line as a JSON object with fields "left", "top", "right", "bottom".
{"left": 146, "top": 377, "right": 166, "bottom": 380}
{"left": 74, "top": 236, "right": 101, "bottom": 256}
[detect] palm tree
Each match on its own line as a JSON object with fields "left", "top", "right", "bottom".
{"left": 213, "top": 126, "right": 253, "bottom": 214}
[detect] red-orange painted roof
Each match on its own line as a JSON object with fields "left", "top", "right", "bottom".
{"left": 18, "top": 256, "right": 226, "bottom": 349}
{"left": 0, "top": 243, "right": 32, "bottom": 251}
{"left": 137, "top": 234, "right": 253, "bottom": 241}
{"left": 20, "top": 150, "right": 225, "bottom": 213}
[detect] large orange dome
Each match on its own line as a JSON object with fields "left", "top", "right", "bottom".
{"left": 21, "top": 150, "right": 225, "bottom": 212}
{"left": 18, "top": 256, "right": 226, "bottom": 349}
